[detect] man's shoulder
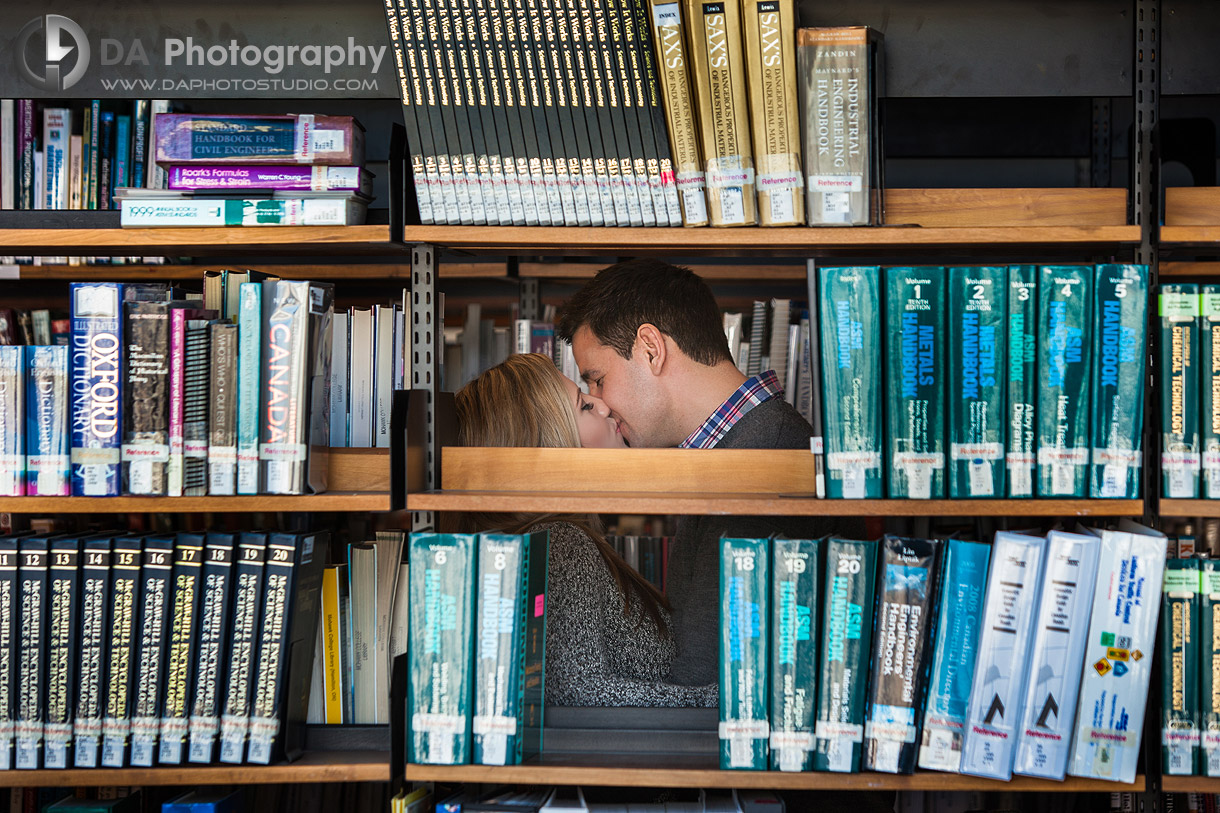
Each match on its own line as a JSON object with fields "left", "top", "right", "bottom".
{"left": 717, "top": 398, "right": 813, "bottom": 450}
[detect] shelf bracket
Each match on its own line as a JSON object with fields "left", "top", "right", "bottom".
{"left": 410, "top": 243, "right": 438, "bottom": 533}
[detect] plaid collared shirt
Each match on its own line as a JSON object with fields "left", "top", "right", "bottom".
{"left": 680, "top": 370, "right": 783, "bottom": 449}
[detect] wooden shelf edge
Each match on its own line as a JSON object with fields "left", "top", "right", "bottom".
{"left": 0, "top": 751, "right": 390, "bottom": 787}
{"left": 407, "top": 492, "right": 1143, "bottom": 517}
{"left": 0, "top": 226, "right": 405, "bottom": 256}
{"left": 404, "top": 763, "right": 1142, "bottom": 792}
{"left": 0, "top": 492, "right": 390, "bottom": 514}
{"left": 1162, "top": 776, "right": 1220, "bottom": 793}
{"left": 1161, "top": 225, "right": 1220, "bottom": 246}
{"left": 1159, "top": 499, "right": 1220, "bottom": 517}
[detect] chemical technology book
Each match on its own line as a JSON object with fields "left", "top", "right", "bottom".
{"left": 720, "top": 537, "right": 769, "bottom": 769}
{"left": 1161, "top": 284, "right": 1201, "bottom": 498}
{"left": 1200, "top": 559, "right": 1220, "bottom": 775}
{"left": 1161, "top": 557, "right": 1200, "bottom": 776}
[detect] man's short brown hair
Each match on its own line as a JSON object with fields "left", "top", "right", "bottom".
{"left": 556, "top": 259, "right": 733, "bottom": 365}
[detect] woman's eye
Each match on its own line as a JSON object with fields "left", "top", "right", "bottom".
{"left": 580, "top": 401, "right": 594, "bottom": 412}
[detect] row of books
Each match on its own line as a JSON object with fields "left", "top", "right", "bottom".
{"left": 718, "top": 523, "right": 1167, "bottom": 783}
{"left": 0, "top": 529, "right": 326, "bottom": 770}
{"left": 0, "top": 277, "right": 334, "bottom": 497}
{"left": 331, "top": 302, "right": 406, "bottom": 448}
{"left": 1159, "top": 285, "right": 1220, "bottom": 499}
{"left": 810, "top": 263, "right": 1147, "bottom": 499}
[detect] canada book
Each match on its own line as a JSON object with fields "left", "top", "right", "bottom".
{"left": 43, "top": 535, "right": 82, "bottom": 769}
{"left": 960, "top": 531, "right": 1047, "bottom": 780}
{"left": 15, "top": 536, "right": 48, "bottom": 769}
{"left": 121, "top": 302, "right": 170, "bottom": 496}
{"left": 1068, "top": 521, "right": 1168, "bottom": 783}
{"left": 796, "top": 26, "right": 884, "bottom": 226}
{"left": 883, "top": 267, "right": 945, "bottom": 499}
{"left": 0, "top": 537, "right": 16, "bottom": 770}
{"left": 100, "top": 535, "right": 142, "bottom": 768}
{"left": 819, "top": 266, "right": 883, "bottom": 498}
{"left": 129, "top": 535, "right": 175, "bottom": 767}
{"left": 1162, "top": 557, "right": 1200, "bottom": 776}
{"left": 246, "top": 531, "right": 329, "bottom": 765}
{"left": 218, "top": 532, "right": 268, "bottom": 764}
{"left": 472, "top": 531, "right": 547, "bottom": 766}
{"left": 1162, "top": 284, "right": 1201, "bottom": 498}
{"left": 167, "top": 165, "right": 374, "bottom": 196}
{"left": 25, "top": 345, "right": 69, "bottom": 497}
{"left": 769, "top": 537, "right": 820, "bottom": 772}
{"left": 1012, "top": 530, "right": 1100, "bottom": 780}
{"left": 73, "top": 534, "right": 111, "bottom": 768}
{"left": 188, "top": 532, "right": 235, "bottom": 764}
{"left": 948, "top": 266, "right": 1007, "bottom": 498}
{"left": 1089, "top": 264, "right": 1147, "bottom": 499}
{"left": 814, "top": 537, "right": 877, "bottom": 772}
{"left": 260, "top": 280, "right": 335, "bottom": 495}
{"left": 70, "top": 283, "right": 124, "bottom": 497}
{"left": 1037, "top": 265, "right": 1093, "bottom": 497}
{"left": 159, "top": 534, "right": 205, "bottom": 764}
{"left": 119, "top": 197, "right": 368, "bottom": 227}
{"left": 408, "top": 532, "right": 478, "bottom": 765}
{"left": 0, "top": 347, "right": 23, "bottom": 497}
{"left": 918, "top": 538, "right": 990, "bottom": 773}
{"left": 1200, "top": 559, "right": 1220, "bottom": 775}
{"left": 153, "top": 114, "right": 366, "bottom": 166}
{"left": 719, "top": 536, "right": 769, "bottom": 770}
{"left": 863, "top": 535, "right": 943, "bottom": 774}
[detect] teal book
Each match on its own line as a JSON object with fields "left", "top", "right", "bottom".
{"left": 1201, "top": 287, "right": 1220, "bottom": 497}
{"left": 1162, "top": 558, "right": 1200, "bottom": 776}
{"left": 1200, "top": 559, "right": 1220, "bottom": 775}
{"left": 819, "top": 266, "right": 883, "bottom": 498}
{"left": 1089, "top": 264, "right": 1148, "bottom": 498}
{"left": 769, "top": 537, "right": 821, "bottom": 772}
{"left": 408, "top": 532, "right": 477, "bottom": 765}
{"left": 235, "top": 282, "right": 261, "bottom": 495}
{"left": 1006, "top": 265, "right": 1038, "bottom": 497}
{"left": 720, "top": 537, "right": 769, "bottom": 770}
{"left": 472, "top": 531, "right": 547, "bottom": 766}
{"left": 948, "top": 266, "right": 1007, "bottom": 498}
{"left": 814, "top": 537, "right": 877, "bottom": 772}
{"left": 917, "top": 538, "right": 991, "bottom": 773}
{"left": 1036, "top": 265, "right": 1093, "bottom": 496}
{"left": 883, "top": 267, "right": 946, "bottom": 499}
{"left": 1160, "top": 284, "right": 1201, "bottom": 498}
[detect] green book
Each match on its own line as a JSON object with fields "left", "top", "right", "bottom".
{"left": 769, "top": 537, "right": 821, "bottom": 772}
{"left": 948, "top": 266, "right": 1007, "bottom": 498}
{"left": 1036, "top": 265, "right": 1093, "bottom": 496}
{"left": 720, "top": 537, "right": 769, "bottom": 770}
{"left": 1006, "top": 265, "right": 1038, "bottom": 497}
{"left": 408, "top": 532, "right": 478, "bottom": 765}
{"left": 1160, "top": 284, "right": 1201, "bottom": 498}
{"left": 819, "top": 266, "right": 883, "bottom": 498}
{"left": 1201, "top": 287, "right": 1220, "bottom": 498}
{"left": 1161, "top": 558, "right": 1200, "bottom": 776}
{"left": 1199, "top": 559, "right": 1220, "bottom": 775}
{"left": 814, "top": 537, "right": 877, "bottom": 772}
{"left": 883, "top": 267, "right": 946, "bottom": 499}
{"left": 1089, "top": 264, "right": 1147, "bottom": 498}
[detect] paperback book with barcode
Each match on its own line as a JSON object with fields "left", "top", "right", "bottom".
{"left": 1162, "top": 558, "right": 1201, "bottom": 776}
{"left": 883, "top": 267, "right": 946, "bottom": 499}
{"left": 1089, "top": 264, "right": 1147, "bottom": 499}
{"left": 948, "top": 267, "right": 1007, "bottom": 498}
{"left": 719, "top": 536, "right": 769, "bottom": 769}
{"left": 1037, "top": 266, "right": 1093, "bottom": 497}
{"left": 1161, "top": 284, "right": 1201, "bottom": 498}
{"left": 43, "top": 535, "right": 82, "bottom": 769}
{"left": 1006, "top": 265, "right": 1038, "bottom": 497}
{"left": 73, "top": 534, "right": 111, "bottom": 768}
{"left": 218, "top": 531, "right": 268, "bottom": 764}
{"left": 769, "top": 537, "right": 820, "bottom": 772}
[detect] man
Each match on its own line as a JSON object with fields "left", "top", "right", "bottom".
{"left": 557, "top": 259, "right": 815, "bottom": 686}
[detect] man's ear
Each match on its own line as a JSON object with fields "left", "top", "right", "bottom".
{"left": 635, "top": 323, "right": 667, "bottom": 374}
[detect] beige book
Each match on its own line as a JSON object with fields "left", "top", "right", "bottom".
{"left": 741, "top": 0, "right": 802, "bottom": 226}
{"left": 684, "top": 0, "right": 756, "bottom": 226}
{"left": 68, "top": 135, "right": 83, "bottom": 210}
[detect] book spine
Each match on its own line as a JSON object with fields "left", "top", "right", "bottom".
{"left": 613, "top": 0, "right": 665, "bottom": 226}
{"left": 960, "top": 532, "right": 1047, "bottom": 780}
{"left": 863, "top": 536, "right": 942, "bottom": 775}
{"left": 188, "top": 533, "right": 234, "bottom": 763}
{"left": 261, "top": 282, "right": 323, "bottom": 495}
{"left": 42, "top": 109, "right": 70, "bottom": 210}
{"left": 719, "top": 537, "right": 769, "bottom": 769}
{"left": 129, "top": 536, "right": 174, "bottom": 767}
{"left": 818, "top": 266, "right": 884, "bottom": 498}
{"left": 918, "top": 538, "right": 990, "bottom": 773}
{"left": 485, "top": 0, "right": 533, "bottom": 224}
{"left": 883, "top": 267, "right": 946, "bottom": 499}
{"left": 1, "top": 100, "right": 13, "bottom": 210}
{"left": 542, "top": 0, "right": 600, "bottom": 225}
{"left": 69, "top": 283, "right": 124, "bottom": 497}
{"left": 456, "top": 0, "right": 504, "bottom": 225}
{"left": 17, "top": 100, "right": 33, "bottom": 210}
{"left": 1163, "top": 284, "right": 1203, "bottom": 497}
{"left": 131, "top": 100, "right": 149, "bottom": 189}
{"left": 630, "top": 0, "right": 684, "bottom": 225}
{"left": 85, "top": 100, "right": 100, "bottom": 208}
{"left": 469, "top": 0, "right": 516, "bottom": 224}
{"left": 648, "top": 0, "right": 707, "bottom": 225}
{"left": 591, "top": 0, "right": 645, "bottom": 225}
{"left": 445, "top": 0, "right": 491, "bottom": 224}
{"left": 405, "top": 0, "right": 457, "bottom": 223}
{"left": 473, "top": 533, "right": 527, "bottom": 766}
{"left": 814, "top": 537, "right": 876, "bottom": 772}
{"left": 99, "top": 112, "right": 114, "bottom": 210}
{"left": 14, "top": 537, "right": 48, "bottom": 769}
{"left": 374, "top": 307, "right": 394, "bottom": 449}
{"left": 1011, "top": 531, "right": 1100, "bottom": 780}
{"left": 167, "top": 307, "right": 187, "bottom": 497}
{"left": 154, "top": 114, "right": 363, "bottom": 165}
{"left": 1201, "top": 560, "right": 1220, "bottom": 775}
{"left": 68, "top": 135, "right": 83, "bottom": 210}
{"left": 182, "top": 322, "right": 211, "bottom": 496}
{"left": 948, "top": 266, "right": 1008, "bottom": 498}
{"left": 575, "top": 0, "right": 627, "bottom": 224}
{"left": 1162, "top": 558, "right": 1201, "bottom": 776}
{"left": 121, "top": 302, "right": 170, "bottom": 496}
{"left": 114, "top": 115, "right": 131, "bottom": 189}
{"left": 769, "top": 537, "right": 819, "bottom": 772}
{"left": 1090, "top": 264, "right": 1148, "bottom": 498}
{"left": 218, "top": 533, "right": 267, "bottom": 764}
{"left": 73, "top": 536, "right": 110, "bottom": 768}
{"left": 329, "top": 312, "right": 349, "bottom": 448}
{"left": 534, "top": 0, "right": 589, "bottom": 225}
{"left": 1202, "top": 287, "right": 1220, "bottom": 497}
{"left": 408, "top": 532, "right": 478, "bottom": 765}
{"left": 168, "top": 165, "right": 370, "bottom": 192}
{"left": 0, "top": 348, "right": 23, "bottom": 497}
{"left": 100, "top": 537, "right": 141, "bottom": 768}
{"left": 1037, "top": 265, "right": 1093, "bottom": 497}
{"left": 1006, "top": 265, "right": 1038, "bottom": 497}
{"left": 388, "top": 0, "right": 438, "bottom": 224}
{"left": 236, "top": 284, "right": 262, "bottom": 494}
{"left": 0, "top": 539, "right": 15, "bottom": 770}
{"left": 320, "top": 566, "right": 344, "bottom": 724}
{"left": 208, "top": 323, "right": 238, "bottom": 495}
{"left": 43, "top": 537, "right": 80, "bottom": 770}
{"left": 427, "top": 0, "right": 477, "bottom": 224}
{"left": 685, "top": 0, "right": 755, "bottom": 226}
{"left": 741, "top": 0, "right": 801, "bottom": 226}
{"left": 159, "top": 535, "right": 204, "bottom": 764}
{"left": 805, "top": 261, "right": 827, "bottom": 497}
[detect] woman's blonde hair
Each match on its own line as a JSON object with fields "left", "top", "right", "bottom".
{"left": 453, "top": 353, "right": 670, "bottom": 634}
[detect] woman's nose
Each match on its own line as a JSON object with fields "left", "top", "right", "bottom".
{"left": 592, "top": 397, "right": 610, "bottom": 417}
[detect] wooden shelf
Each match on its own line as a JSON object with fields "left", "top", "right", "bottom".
{"left": 0, "top": 751, "right": 389, "bottom": 787}
{"left": 0, "top": 226, "right": 404, "bottom": 256}
{"left": 1163, "top": 776, "right": 1220, "bottom": 793}
{"left": 1160, "top": 261, "right": 1220, "bottom": 276}
{"left": 0, "top": 262, "right": 507, "bottom": 281}
{"left": 408, "top": 491, "right": 1141, "bottom": 517}
{"left": 1159, "top": 499, "right": 1220, "bottom": 517}
{"left": 1160, "top": 225, "right": 1220, "bottom": 247}
{"left": 405, "top": 759, "right": 1144, "bottom": 792}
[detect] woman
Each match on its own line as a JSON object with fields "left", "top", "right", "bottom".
{"left": 455, "top": 353, "right": 716, "bottom": 708}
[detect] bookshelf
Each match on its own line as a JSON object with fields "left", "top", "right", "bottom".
{"left": 0, "top": 261, "right": 508, "bottom": 281}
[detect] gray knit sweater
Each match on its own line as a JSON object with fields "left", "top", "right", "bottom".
{"left": 538, "top": 520, "right": 717, "bottom": 707}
